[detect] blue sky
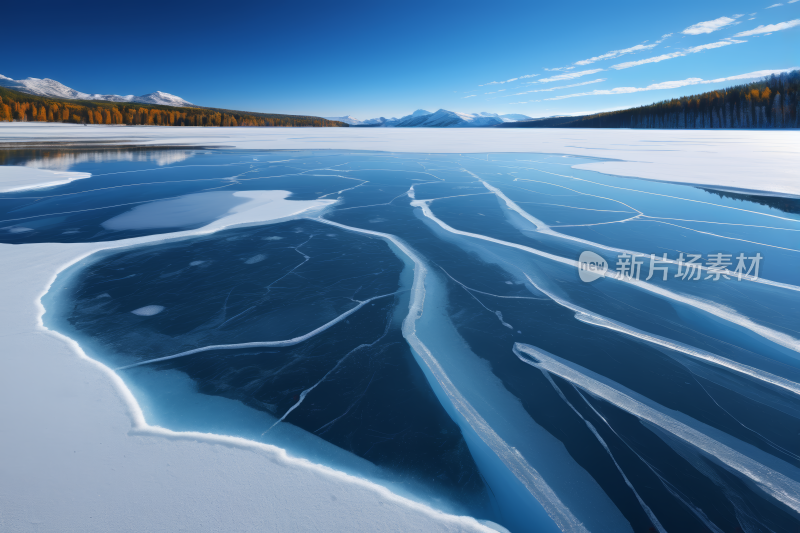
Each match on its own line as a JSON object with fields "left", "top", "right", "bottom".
{"left": 2, "top": 0, "right": 798, "bottom": 119}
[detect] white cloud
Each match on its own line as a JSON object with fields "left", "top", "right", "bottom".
{"left": 535, "top": 69, "right": 605, "bottom": 83}
{"left": 611, "top": 51, "right": 684, "bottom": 70}
{"left": 574, "top": 34, "right": 673, "bottom": 66}
{"left": 544, "top": 67, "right": 575, "bottom": 71}
{"left": 542, "top": 68, "right": 798, "bottom": 101}
{"left": 789, "top": 1, "right": 799, "bottom": 4}
{"left": 505, "top": 79, "right": 606, "bottom": 97}
{"left": 483, "top": 90, "right": 506, "bottom": 95}
{"left": 686, "top": 39, "right": 746, "bottom": 52}
{"left": 734, "top": 19, "right": 800, "bottom": 36}
{"left": 464, "top": 95, "right": 476, "bottom": 98}
{"left": 766, "top": 3, "right": 783, "bottom": 8}
{"left": 575, "top": 43, "right": 659, "bottom": 66}
{"left": 610, "top": 39, "right": 744, "bottom": 70}
{"left": 480, "top": 73, "right": 539, "bottom": 86}
{"left": 682, "top": 15, "right": 741, "bottom": 35}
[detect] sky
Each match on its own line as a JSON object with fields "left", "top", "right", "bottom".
{"left": 2, "top": 0, "right": 799, "bottom": 120}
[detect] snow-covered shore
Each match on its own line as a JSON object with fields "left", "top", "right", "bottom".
{"left": 1, "top": 122, "right": 799, "bottom": 195}
{"left": 0, "top": 190, "right": 498, "bottom": 533}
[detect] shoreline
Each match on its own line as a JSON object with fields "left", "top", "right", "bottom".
{"left": 1, "top": 124, "right": 798, "bottom": 196}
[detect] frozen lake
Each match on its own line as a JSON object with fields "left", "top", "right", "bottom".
{"left": 3, "top": 147, "right": 800, "bottom": 532}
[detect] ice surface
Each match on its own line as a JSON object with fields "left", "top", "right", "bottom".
{"left": 514, "top": 343, "right": 800, "bottom": 513}
{"left": 101, "top": 191, "right": 251, "bottom": 230}
{"left": 2, "top": 145, "right": 799, "bottom": 533}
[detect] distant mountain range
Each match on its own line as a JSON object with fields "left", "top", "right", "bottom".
{"left": 0, "top": 75, "right": 193, "bottom": 107}
{"left": 325, "top": 109, "right": 533, "bottom": 128}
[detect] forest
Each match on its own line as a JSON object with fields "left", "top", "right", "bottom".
{"left": 0, "top": 87, "right": 348, "bottom": 128}
{"left": 500, "top": 70, "right": 800, "bottom": 130}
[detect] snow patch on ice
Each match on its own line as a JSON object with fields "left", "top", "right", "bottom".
{"left": 101, "top": 191, "right": 249, "bottom": 231}
{"left": 244, "top": 254, "right": 266, "bottom": 264}
{"left": 0, "top": 166, "right": 91, "bottom": 193}
{"left": 131, "top": 305, "right": 165, "bottom": 316}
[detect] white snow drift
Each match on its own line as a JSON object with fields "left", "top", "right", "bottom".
{"left": 0, "top": 166, "right": 91, "bottom": 193}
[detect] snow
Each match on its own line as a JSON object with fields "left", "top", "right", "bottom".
{"left": 2, "top": 123, "right": 796, "bottom": 195}
{"left": 244, "top": 253, "right": 267, "bottom": 264}
{"left": 0, "top": 165, "right": 91, "bottom": 192}
{"left": 0, "top": 189, "right": 495, "bottom": 532}
{"left": 131, "top": 305, "right": 166, "bottom": 316}
{"left": 0, "top": 74, "right": 193, "bottom": 107}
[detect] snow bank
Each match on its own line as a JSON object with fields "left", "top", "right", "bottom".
{"left": 0, "top": 165, "right": 91, "bottom": 192}
{"left": 0, "top": 191, "right": 498, "bottom": 532}
{"left": 1, "top": 123, "right": 798, "bottom": 195}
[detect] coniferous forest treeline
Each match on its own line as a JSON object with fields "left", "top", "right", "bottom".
{"left": 0, "top": 87, "right": 348, "bottom": 128}
{"left": 501, "top": 70, "right": 800, "bottom": 130}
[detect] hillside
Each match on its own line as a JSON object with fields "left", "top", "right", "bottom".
{"left": 0, "top": 87, "right": 348, "bottom": 128}
{"left": 500, "top": 70, "right": 799, "bottom": 130}
{"left": 0, "top": 75, "right": 194, "bottom": 107}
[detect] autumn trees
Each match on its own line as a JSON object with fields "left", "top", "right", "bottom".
{"left": 0, "top": 88, "right": 348, "bottom": 128}
{"left": 570, "top": 70, "right": 799, "bottom": 130}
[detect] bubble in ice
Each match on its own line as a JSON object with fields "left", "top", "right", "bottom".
{"left": 262, "top": 236, "right": 283, "bottom": 241}
{"left": 131, "top": 305, "right": 165, "bottom": 316}
{"left": 189, "top": 261, "right": 206, "bottom": 266}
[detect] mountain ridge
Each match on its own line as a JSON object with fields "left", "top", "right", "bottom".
{"left": 338, "top": 109, "right": 533, "bottom": 128}
{"left": 0, "top": 75, "right": 194, "bottom": 107}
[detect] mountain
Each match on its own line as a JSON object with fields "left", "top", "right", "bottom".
{"left": 0, "top": 75, "right": 193, "bottom": 107}
{"left": 323, "top": 115, "right": 363, "bottom": 125}
{"left": 347, "top": 109, "right": 506, "bottom": 128}
{"left": 499, "top": 113, "right": 533, "bottom": 122}
{"left": 325, "top": 109, "right": 534, "bottom": 128}
{"left": 389, "top": 109, "right": 505, "bottom": 127}
{"left": 360, "top": 116, "right": 399, "bottom": 126}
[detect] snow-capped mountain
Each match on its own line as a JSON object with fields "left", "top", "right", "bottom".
{"left": 0, "top": 75, "right": 193, "bottom": 107}
{"left": 346, "top": 109, "right": 533, "bottom": 128}
{"left": 499, "top": 113, "right": 533, "bottom": 122}
{"left": 323, "top": 115, "right": 363, "bottom": 125}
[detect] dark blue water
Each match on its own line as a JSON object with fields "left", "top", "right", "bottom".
{"left": 6, "top": 148, "right": 800, "bottom": 532}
